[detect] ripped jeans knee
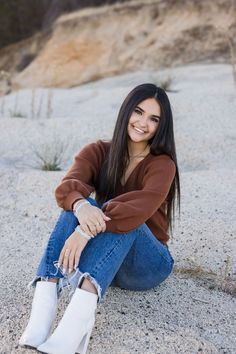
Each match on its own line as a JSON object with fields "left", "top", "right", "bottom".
{"left": 28, "top": 261, "right": 102, "bottom": 304}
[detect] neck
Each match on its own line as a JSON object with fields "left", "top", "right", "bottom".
{"left": 128, "top": 141, "right": 149, "bottom": 157}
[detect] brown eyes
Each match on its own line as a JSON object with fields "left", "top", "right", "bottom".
{"left": 134, "top": 108, "right": 142, "bottom": 115}
{"left": 134, "top": 109, "right": 159, "bottom": 123}
{"left": 151, "top": 117, "right": 160, "bottom": 123}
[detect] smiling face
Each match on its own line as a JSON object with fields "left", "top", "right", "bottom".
{"left": 127, "top": 98, "right": 161, "bottom": 146}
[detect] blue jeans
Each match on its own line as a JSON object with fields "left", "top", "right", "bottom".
{"left": 29, "top": 198, "right": 174, "bottom": 304}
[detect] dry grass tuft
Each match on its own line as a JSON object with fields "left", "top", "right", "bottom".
{"left": 46, "top": 89, "right": 53, "bottom": 119}
{"left": 152, "top": 75, "right": 178, "bottom": 93}
{"left": 1, "top": 88, "right": 53, "bottom": 119}
{"left": 160, "top": 77, "right": 173, "bottom": 91}
{"left": 218, "top": 255, "right": 236, "bottom": 296}
{"left": 31, "top": 135, "right": 70, "bottom": 171}
{"left": 174, "top": 256, "right": 236, "bottom": 297}
{"left": 9, "top": 91, "right": 27, "bottom": 118}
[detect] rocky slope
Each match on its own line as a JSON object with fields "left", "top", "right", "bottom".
{"left": 0, "top": 0, "right": 235, "bottom": 93}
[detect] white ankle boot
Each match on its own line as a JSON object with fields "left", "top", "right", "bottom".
{"left": 37, "top": 288, "right": 98, "bottom": 354}
{"left": 19, "top": 281, "right": 58, "bottom": 348}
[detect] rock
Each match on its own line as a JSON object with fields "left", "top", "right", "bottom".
{"left": 7, "top": 0, "right": 235, "bottom": 90}
{"left": 0, "top": 70, "right": 11, "bottom": 96}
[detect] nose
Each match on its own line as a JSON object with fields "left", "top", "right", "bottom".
{"left": 138, "top": 115, "right": 148, "bottom": 128}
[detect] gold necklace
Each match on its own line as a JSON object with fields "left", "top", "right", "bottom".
{"left": 129, "top": 144, "right": 149, "bottom": 159}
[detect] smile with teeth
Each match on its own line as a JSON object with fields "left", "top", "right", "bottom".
{"left": 132, "top": 125, "right": 147, "bottom": 134}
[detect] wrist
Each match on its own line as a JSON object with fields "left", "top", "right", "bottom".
{"left": 73, "top": 200, "right": 90, "bottom": 215}
{"left": 75, "top": 225, "right": 93, "bottom": 241}
{"left": 72, "top": 199, "right": 85, "bottom": 211}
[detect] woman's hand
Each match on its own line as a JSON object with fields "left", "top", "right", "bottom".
{"left": 58, "top": 230, "right": 89, "bottom": 274}
{"left": 75, "top": 203, "right": 111, "bottom": 237}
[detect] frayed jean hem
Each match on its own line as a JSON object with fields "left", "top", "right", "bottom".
{"left": 27, "top": 262, "right": 102, "bottom": 304}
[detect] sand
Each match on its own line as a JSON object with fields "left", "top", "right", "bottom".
{"left": 0, "top": 63, "right": 235, "bottom": 353}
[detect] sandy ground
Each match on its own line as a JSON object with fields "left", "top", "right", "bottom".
{"left": 0, "top": 63, "right": 235, "bottom": 353}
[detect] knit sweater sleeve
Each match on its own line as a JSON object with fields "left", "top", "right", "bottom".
{"left": 54, "top": 140, "right": 105, "bottom": 210}
{"left": 102, "top": 156, "right": 176, "bottom": 233}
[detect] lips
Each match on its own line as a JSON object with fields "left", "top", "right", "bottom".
{"left": 132, "top": 125, "right": 147, "bottom": 134}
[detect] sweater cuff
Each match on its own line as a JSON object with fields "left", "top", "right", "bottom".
{"left": 61, "top": 191, "right": 85, "bottom": 210}
{"left": 105, "top": 219, "right": 128, "bottom": 234}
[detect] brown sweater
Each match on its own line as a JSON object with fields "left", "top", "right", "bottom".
{"left": 55, "top": 140, "right": 176, "bottom": 244}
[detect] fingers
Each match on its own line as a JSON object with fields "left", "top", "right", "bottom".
{"left": 68, "top": 248, "right": 76, "bottom": 274}
{"left": 59, "top": 245, "right": 77, "bottom": 274}
{"left": 58, "top": 248, "right": 65, "bottom": 269}
{"left": 100, "top": 222, "right": 106, "bottom": 233}
{"left": 78, "top": 207, "right": 111, "bottom": 236}
{"left": 77, "top": 205, "right": 111, "bottom": 235}
{"left": 91, "top": 219, "right": 104, "bottom": 234}
{"left": 81, "top": 218, "right": 106, "bottom": 236}
{"left": 94, "top": 222, "right": 104, "bottom": 234}
{"left": 74, "top": 249, "right": 81, "bottom": 270}
{"left": 84, "top": 217, "right": 109, "bottom": 234}
{"left": 58, "top": 231, "right": 90, "bottom": 275}
{"left": 79, "top": 223, "right": 94, "bottom": 237}
{"left": 89, "top": 219, "right": 107, "bottom": 234}
{"left": 87, "top": 223, "right": 98, "bottom": 236}
{"left": 100, "top": 210, "right": 111, "bottom": 221}
{"left": 98, "top": 209, "right": 111, "bottom": 222}
{"left": 60, "top": 248, "right": 80, "bottom": 274}
{"left": 103, "top": 214, "right": 111, "bottom": 221}
{"left": 60, "top": 247, "right": 70, "bottom": 274}
{"left": 96, "top": 213, "right": 107, "bottom": 232}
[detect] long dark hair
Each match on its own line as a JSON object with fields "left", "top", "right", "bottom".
{"left": 95, "top": 83, "right": 180, "bottom": 233}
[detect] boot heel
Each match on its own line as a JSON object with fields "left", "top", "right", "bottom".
{"left": 76, "top": 327, "right": 93, "bottom": 354}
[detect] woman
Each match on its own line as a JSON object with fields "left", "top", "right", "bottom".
{"left": 19, "top": 83, "right": 180, "bottom": 354}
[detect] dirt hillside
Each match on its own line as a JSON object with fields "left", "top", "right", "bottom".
{"left": 0, "top": 0, "right": 235, "bottom": 91}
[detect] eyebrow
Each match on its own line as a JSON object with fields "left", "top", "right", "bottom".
{"left": 136, "top": 106, "right": 161, "bottom": 119}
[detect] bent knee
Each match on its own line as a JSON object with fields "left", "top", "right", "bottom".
{"left": 61, "top": 210, "right": 76, "bottom": 221}
{"left": 115, "top": 267, "right": 173, "bottom": 291}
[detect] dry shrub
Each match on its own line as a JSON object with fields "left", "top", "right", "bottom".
{"left": 174, "top": 256, "right": 236, "bottom": 296}
{"left": 31, "top": 136, "right": 70, "bottom": 171}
